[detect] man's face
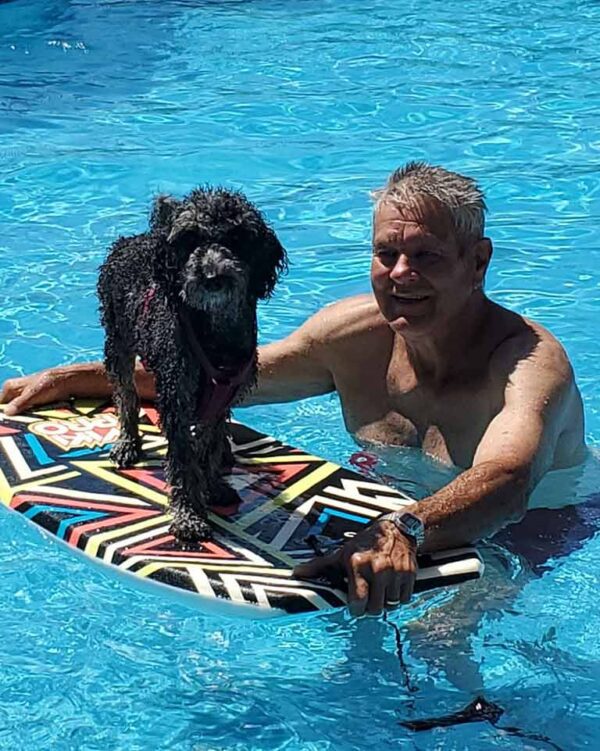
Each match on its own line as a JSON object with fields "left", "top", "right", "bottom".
{"left": 371, "top": 199, "right": 485, "bottom": 337}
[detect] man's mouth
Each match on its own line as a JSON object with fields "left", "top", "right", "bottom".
{"left": 391, "top": 290, "right": 431, "bottom": 304}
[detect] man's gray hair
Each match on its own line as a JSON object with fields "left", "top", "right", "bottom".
{"left": 372, "top": 161, "right": 487, "bottom": 247}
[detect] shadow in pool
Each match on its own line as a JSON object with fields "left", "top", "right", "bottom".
{"left": 493, "top": 492, "right": 600, "bottom": 574}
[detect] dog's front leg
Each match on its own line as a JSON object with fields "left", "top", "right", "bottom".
{"left": 159, "top": 393, "right": 213, "bottom": 543}
{"left": 169, "top": 435, "right": 214, "bottom": 543}
{"left": 217, "top": 420, "right": 236, "bottom": 473}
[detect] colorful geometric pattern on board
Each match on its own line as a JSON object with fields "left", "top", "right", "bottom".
{"left": 0, "top": 401, "right": 483, "bottom": 617}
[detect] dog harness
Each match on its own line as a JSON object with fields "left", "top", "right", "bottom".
{"left": 188, "top": 331, "right": 254, "bottom": 422}
{"left": 140, "top": 285, "right": 254, "bottom": 422}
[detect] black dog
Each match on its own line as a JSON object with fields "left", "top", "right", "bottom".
{"left": 98, "top": 187, "right": 287, "bottom": 542}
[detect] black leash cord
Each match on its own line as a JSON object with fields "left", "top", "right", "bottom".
{"left": 383, "top": 615, "right": 564, "bottom": 750}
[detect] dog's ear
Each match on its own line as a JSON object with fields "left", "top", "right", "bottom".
{"left": 252, "top": 226, "right": 288, "bottom": 300}
{"left": 150, "top": 195, "right": 182, "bottom": 235}
{"left": 151, "top": 195, "right": 205, "bottom": 245}
{"left": 148, "top": 196, "right": 190, "bottom": 293}
{"left": 167, "top": 207, "right": 200, "bottom": 244}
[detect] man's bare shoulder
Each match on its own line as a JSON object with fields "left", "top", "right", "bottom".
{"left": 490, "top": 306, "right": 573, "bottom": 382}
{"left": 305, "top": 294, "right": 390, "bottom": 345}
{"left": 486, "top": 304, "right": 585, "bottom": 465}
{"left": 488, "top": 305, "right": 579, "bottom": 422}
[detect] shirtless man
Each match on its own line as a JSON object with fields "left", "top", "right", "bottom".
{"left": 0, "top": 162, "right": 585, "bottom": 616}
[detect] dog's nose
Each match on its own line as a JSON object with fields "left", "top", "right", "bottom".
{"left": 204, "top": 275, "right": 225, "bottom": 290}
{"left": 202, "top": 259, "right": 223, "bottom": 280}
{"left": 202, "top": 263, "right": 222, "bottom": 281}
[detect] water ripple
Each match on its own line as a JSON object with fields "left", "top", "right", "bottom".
{"left": 0, "top": 0, "right": 599, "bottom": 748}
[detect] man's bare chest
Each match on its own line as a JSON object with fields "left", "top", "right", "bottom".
{"left": 337, "top": 375, "right": 496, "bottom": 468}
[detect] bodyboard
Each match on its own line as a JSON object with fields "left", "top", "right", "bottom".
{"left": 0, "top": 400, "right": 484, "bottom": 618}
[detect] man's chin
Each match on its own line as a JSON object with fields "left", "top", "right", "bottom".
{"left": 387, "top": 310, "right": 433, "bottom": 335}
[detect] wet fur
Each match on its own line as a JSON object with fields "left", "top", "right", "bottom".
{"left": 98, "top": 187, "right": 287, "bottom": 542}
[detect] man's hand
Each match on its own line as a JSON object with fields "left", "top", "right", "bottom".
{"left": 0, "top": 362, "right": 127, "bottom": 416}
{"left": 0, "top": 368, "right": 74, "bottom": 415}
{"left": 293, "top": 520, "right": 417, "bottom": 617}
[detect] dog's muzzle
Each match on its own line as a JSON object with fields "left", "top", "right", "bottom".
{"left": 181, "top": 245, "right": 247, "bottom": 310}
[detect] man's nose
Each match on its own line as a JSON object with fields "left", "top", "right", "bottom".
{"left": 390, "top": 254, "right": 419, "bottom": 282}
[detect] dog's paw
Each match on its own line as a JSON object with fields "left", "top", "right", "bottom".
{"left": 109, "top": 437, "right": 141, "bottom": 468}
{"left": 209, "top": 481, "right": 241, "bottom": 510}
{"left": 170, "top": 507, "right": 213, "bottom": 544}
{"left": 219, "top": 441, "right": 235, "bottom": 472}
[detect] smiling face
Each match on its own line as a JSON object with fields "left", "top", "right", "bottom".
{"left": 371, "top": 198, "right": 490, "bottom": 337}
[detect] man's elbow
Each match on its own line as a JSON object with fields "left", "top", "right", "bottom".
{"left": 498, "top": 462, "right": 533, "bottom": 523}
{"left": 473, "top": 459, "right": 533, "bottom": 525}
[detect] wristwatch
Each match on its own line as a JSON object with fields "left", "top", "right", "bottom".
{"left": 378, "top": 510, "right": 425, "bottom": 548}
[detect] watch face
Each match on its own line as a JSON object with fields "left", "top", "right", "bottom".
{"left": 399, "top": 513, "right": 423, "bottom": 533}
{"left": 394, "top": 512, "right": 425, "bottom": 545}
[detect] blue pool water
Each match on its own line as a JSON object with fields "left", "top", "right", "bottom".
{"left": 1, "top": 0, "right": 599, "bottom": 748}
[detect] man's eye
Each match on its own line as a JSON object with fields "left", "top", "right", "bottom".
{"left": 416, "top": 250, "right": 440, "bottom": 261}
{"left": 376, "top": 248, "right": 396, "bottom": 259}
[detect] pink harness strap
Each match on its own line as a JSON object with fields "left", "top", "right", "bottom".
{"left": 139, "top": 285, "right": 253, "bottom": 422}
{"left": 141, "top": 284, "right": 157, "bottom": 318}
{"left": 192, "top": 338, "right": 254, "bottom": 422}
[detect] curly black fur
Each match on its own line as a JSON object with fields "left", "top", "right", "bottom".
{"left": 98, "top": 187, "right": 287, "bottom": 543}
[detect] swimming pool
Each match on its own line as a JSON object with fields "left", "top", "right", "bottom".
{"left": 0, "top": 0, "right": 599, "bottom": 748}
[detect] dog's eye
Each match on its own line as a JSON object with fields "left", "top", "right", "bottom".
{"left": 168, "top": 225, "right": 199, "bottom": 247}
{"left": 179, "top": 230, "right": 199, "bottom": 245}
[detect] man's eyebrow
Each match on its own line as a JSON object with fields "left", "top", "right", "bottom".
{"left": 374, "top": 231, "right": 403, "bottom": 245}
{"left": 373, "top": 240, "right": 398, "bottom": 251}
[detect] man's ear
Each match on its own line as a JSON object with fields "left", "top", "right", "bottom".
{"left": 472, "top": 237, "right": 493, "bottom": 287}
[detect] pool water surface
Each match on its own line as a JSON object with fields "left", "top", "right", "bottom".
{"left": 0, "top": 0, "right": 599, "bottom": 749}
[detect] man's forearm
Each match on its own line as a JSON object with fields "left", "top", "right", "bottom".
{"left": 56, "top": 361, "right": 157, "bottom": 402}
{"left": 406, "top": 461, "right": 531, "bottom": 552}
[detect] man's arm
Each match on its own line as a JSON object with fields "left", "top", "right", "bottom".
{"left": 295, "top": 333, "right": 585, "bottom": 615}
{"left": 244, "top": 318, "right": 336, "bottom": 405}
{"left": 246, "top": 294, "right": 380, "bottom": 406}
{"left": 0, "top": 361, "right": 156, "bottom": 416}
{"left": 414, "top": 334, "right": 584, "bottom": 550}
{"left": 0, "top": 307, "right": 338, "bottom": 414}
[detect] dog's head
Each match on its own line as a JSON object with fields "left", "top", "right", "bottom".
{"left": 150, "top": 188, "right": 287, "bottom": 313}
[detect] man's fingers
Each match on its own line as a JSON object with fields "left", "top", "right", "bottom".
{"left": 3, "top": 381, "right": 53, "bottom": 416}
{"left": 293, "top": 549, "right": 342, "bottom": 580}
{"left": 347, "top": 565, "right": 369, "bottom": 617}
{"left": 3, "top": 386, "right": 36, "bottom": 416}
{"left": 385, "top": 577, "right": 403, "bottom": 609}
{"left": 399, "top": 572, "right": 416, "bottom": 604}
{"left": 0, "top": 379, "right": 22, "bottom": 406}
{"left": 366, "top": 573, "right": 386, "bottom": 616}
